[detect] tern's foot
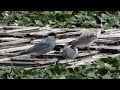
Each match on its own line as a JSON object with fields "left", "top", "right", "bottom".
{"left": 87, "top": 47, "right": 91, "bottom": 53}
{"left": 44, "top": 58, "right": 48, "bottom": 61}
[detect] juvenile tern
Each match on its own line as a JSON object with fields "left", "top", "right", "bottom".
{"left": 61, "top": 43, "right": 78, "bottom": 64}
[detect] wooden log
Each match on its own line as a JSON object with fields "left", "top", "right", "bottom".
{"left": 11, "top": 58, "right": 42, "bottom": 62}
{"left": 0, "top": 45, "right": 33, "bottom": 53}
{"left": 0, "top": 61, "right": 39, "bottom": 67}
{"left": 5, "top": 27, "right": 40, "bottom": 33}
{"left": 0, "top": 33, "right": 26, "bottom": 38}
{"left": 3, "top": 26, "right": 23, "bottom": 30}
{"left": 98, "top": 35, "right": 120, "bottom": 40}
{"left": 58, "top": 32, "right": 82, "bottom": 39}
{"left": 67, "top": 53, "right": 120, "bottom": 68}
{"left": 0, "top": 37, "right": 22, "bottom": 42}
{"left": 24, "top": 65, "right": 49, "bottom": 70}
{"left": 104, "top": 29, "right": 120, "bottom": 33}
{"left": 0, "top": 58, "right": 58, "bottom": 67}
{"left": 0, "top": 38, "right": 31, "bottom": 47}
{"left": 0, "top": 57, "right": 11, "bottom": 62}
{"left": 89, "top": 46, "right": 120, "bottom": 54}
{"left": 95, "top": 39, "right": 120, "bottom": 45}
{"left": 56, "top": 38, "right": 76, "bottom": 44}
{"left": 0, "top": 28, "right": 104, "bottom": 39}
{"left": 0, "top": 53, "right": 17, "bottom": 56}
{"left": 0, "top": 54, "right": 32, "bottom": 62}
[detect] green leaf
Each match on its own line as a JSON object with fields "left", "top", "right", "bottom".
{"left": 87, "top": 72, "right": 96, "bottom": 77}
{"left": 102, "top": 73, "right": 113, "bottom": 79}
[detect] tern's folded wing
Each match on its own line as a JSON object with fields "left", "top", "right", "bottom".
{"left": 20, "top": 41, "right": 50, "bottom": 55}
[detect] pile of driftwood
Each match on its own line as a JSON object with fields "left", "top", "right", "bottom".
{"left": 0, "top": 26, "right": 120, "bottom": 68}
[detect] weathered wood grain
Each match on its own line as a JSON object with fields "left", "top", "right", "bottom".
{"left": 95, "top": 39, "right": 120, "bottom": 45}
{"left": 5, "top": 27, "right": 40, "bottom": 33}
{"left": 0, "top": 37, "right": 22, "bottom": 42}
{"left": 0, "top": 38, "right": 31, "bottom": 47}
{"left": 68, "top": 53, "right": 120, "bottom": 68}
{"left": 3, "top": 26, "right": 24, "bottom": 30}
{"left": 0, "top": 45, "right": 33, "bottom": 53}
{"left": 0, "top": 26, "right": 120, "bottom": 68}
{"left": 0, "top": 61, "right": 39, "bottom": 67}
{"left": 89, "top": 45, "right": 120, "bottom": 54}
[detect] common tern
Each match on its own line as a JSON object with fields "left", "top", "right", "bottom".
{"left": 61, "top": 43, "right": 78, "bottom": 64}
{"left": 19, "top": 32, "right": 59, "bottom": 57}
{"left": 61, "top": 29, "right": 101, "bottom": 64}
{"left": 69, "top": 29, "right": 101, "bottom": 53}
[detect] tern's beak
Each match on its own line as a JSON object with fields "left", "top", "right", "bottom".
{"left": 54, "top": 36, "right": 59, "bottom": 39}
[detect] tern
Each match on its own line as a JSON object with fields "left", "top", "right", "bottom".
{"left": 61, "top": 43, "right": 78, "bottom": 64}
{"left": 19, "top": 32, "right": 59, "bottom": 58}
{"left": 69, "top": 29, "right": 101, "bottom": 53}
{"left": 61, "top": 29, "right": 101, "bottom": 64}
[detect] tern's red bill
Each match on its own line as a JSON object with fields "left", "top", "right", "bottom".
{"left": 54, "top": 36, "right": 59, "bottom": 39}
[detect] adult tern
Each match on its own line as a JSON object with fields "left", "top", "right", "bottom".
{"left": 69, "top": 29, "right": 101, "bottom": 53}
{"left": 61, "top": 29, "right": 101, "bottom": 65}
{"left": 19, "top": 32, "right": 59, "bottom": 58}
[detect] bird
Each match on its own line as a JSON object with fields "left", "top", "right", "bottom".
{"left": 19, "top": 32, "right": 59, "bottom": 59}
{"left": 61, "top": 43, "right": 78, "bottom": 65}
{"left": 69, "top": 29, "right": 101, "bottom": 53}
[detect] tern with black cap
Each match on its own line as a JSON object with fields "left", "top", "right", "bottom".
{"left": 19, "top": 32, "right": 59, "bottom": 59}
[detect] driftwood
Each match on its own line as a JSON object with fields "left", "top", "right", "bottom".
{"left": 0, "top": 45, "right": 33, "bottom": 53}
{"left": 68, "top": 53, "right": 120, "bottom": 68}
{"left": 0, "top": 38, "right": 31, "bottom": 47}
{"left": 0, "top": 61, "right": 39, "bottom": 67}
{"left": 3, "top": 26, "right": 24, "bottom": 30}
{"left": 5, "top": 27, "right": 40, "bottom": 33}
{"left": 89, "top": 46, "right": 120, "bottom": 54}
{"left": 0, "top": 26, "right": 120, "bottom": 68}
{"left": 95, "top": 39, "right": 120, "bottom": 45}
{"left": 0, "top": 37, "right": 22, "bottom": 42}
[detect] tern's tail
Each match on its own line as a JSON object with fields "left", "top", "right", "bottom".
{"left": 16, "top": 51, "right": 28, "bottom": 56}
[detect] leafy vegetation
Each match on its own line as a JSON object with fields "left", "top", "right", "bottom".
{"left": 0, "top": 57, "right": 120, "bottom": 79}
{"left": 0, "top": 11, "right": 120, "bottom": 79}
{"left": 0, "top": 11, "right": 120, "bottom": 29}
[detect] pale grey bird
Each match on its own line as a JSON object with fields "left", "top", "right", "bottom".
{"left": 69, "top": 29, "right": 101, "bottom": 53}
{"left": 61, "top": 43, "right": 78, "bottom": 64}
{"left": 61, "top": 29, "right": 101, "bottom": 64}
{"left": 19, "top": 32, "right": 59, "bottom": 57}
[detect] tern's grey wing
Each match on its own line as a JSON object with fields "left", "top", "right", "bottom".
{"left": 20, "top": 41, "right": 50, "bottom": 55}
{"left": 71, "top": 32, "right": 97, "bottom": 47}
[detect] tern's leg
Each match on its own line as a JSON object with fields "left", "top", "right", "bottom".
{"left": 43, "top": 54, "right": 47, "bottom": 61}
{"left": 66, "top": 59, "right": 68, "bottom": 64}
{"left": 44, "top": 54, "right": 50, "bottom": 63}
{"left": 45, "top": 55, "right": 51, "bottom": 63}
{"left": 43, "top": 54, "right": 46, "bottom": 62}
{"left": 87, "top": 47, "right": 91, "bottom": 53}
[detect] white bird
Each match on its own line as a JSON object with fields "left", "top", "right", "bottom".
{"left": 19, "top": 32, "right": 59, "bottom": 58}
{"left": 61, "top": 43, "right": 78, "bottom": 64}
{"left": 69, "top": 29, "right": 101, "bottom": 53}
